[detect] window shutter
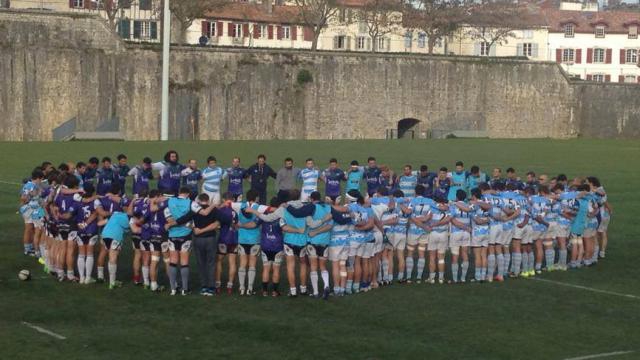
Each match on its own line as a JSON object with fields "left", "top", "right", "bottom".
{"left": 139, "top": 0, "right": 151, "bottom": 11}
{"left": 586, "top": 74, "right": 592, "bottom": 81}
{"left": 366, "top": 37, "right": 371, "bottom": 51}
{"left": 605, "top": 74, "right": 611, "bottom": 82}
{"left": 217, "top": 22, "right": 223, "bottom": 37}
{"left": 555, "top": 48, "right": 562, "bottom": 62}
{"left": 118, "top": 19, "right": 131, "bottom": 39}
{"left": 575, "top": 48, "right": 582, "bottom": 63}
{"left": 242, "top": 23, "right": 249, "bottom": 38}
{"left": 620, "top": 49, "right": 626, "bottom": 64}
{"left": 253, "top": 24, "right": 259, "bottom": 38}
{"left": 268, "top": 25, "right": 274, "bottom": 39}
{"left": 333, "top": 36, "right": 338, "bottom": 49}
{"left": 303, "top": 26, "right": 313, "bottom": 41}
{"left": 69, "top": 0, "right": 74, "bottom": 8}
{"left": 489, "top": 44, "right": 496, "bottom": 56}
{"left": 386, "top": 38, "right": 390, "bottom": 51}
{"left": 150, "top": 22, "right": 157, "bottom": 40}
{"left": 84, "top": 0, "right": 92, "bottom": 9}
{"left": 228, "top": 23, "right": 234, "bottom": 37}
{"left": 637, "top": 76, "right": 640, "bottom": 83}
{"left": 619, "top": 75, "right": 625, "bottom": 83}
{"left": 291, "top": 26, "right": 297, "bottom": 41}
{"left": 346, "top": 36, "right": 351, "bottom": 50}
{"left": 277, "top": 26, "right": 283, "bottom": 40}
{"left": 202, "top": 21, "right": 210, "bottom": 37}
{"left": 532, "top": 43, "right": 539, "bottom": 57}
{"left": 133, "top": 20, "right": 142, "bottom": 39}
{"left": 605, "top": 48, "right": 612, "bottom": 64}
{"left": 476, "top": 43, "right": 482, "bottom": 56}
{"left": 586, "top": 48, "right": 593, "bottom": 63}
{"left": 516, "top": 43, "right": 523, "bottom": 56}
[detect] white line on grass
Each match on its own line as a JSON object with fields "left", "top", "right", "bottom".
{"left": 0, "top": 180, "right": 21, "bottom": 186}
{"left": 21, "top": 321, "right": 66, "bottom": 340}
{"left": 531, "top": 278, "right": 640, "bottom": 300}
{"left": 564, "top": 350, "right": 635, "bottom": 360}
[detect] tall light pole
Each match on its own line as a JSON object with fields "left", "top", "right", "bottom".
{"left": 160, "top": 0, "right": 171, "bottom": 140}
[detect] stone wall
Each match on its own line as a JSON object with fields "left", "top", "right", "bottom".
{"left": 0, "top": 10, "right": 638, "bottom": 141}
{"left": 573, "top": 83, "right": 640, "bottom": 138}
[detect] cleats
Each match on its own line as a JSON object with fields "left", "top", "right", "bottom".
{"left": 181, "top": 290, "right": 190, "bottom": 296}
{"left": 226, "top": 288, "right": 233, "bottom": 295}
{"left": 108, "top": 281, "right": 122, "bottom": 290}
{"left": 428, "top": 278, "right": 436, "bottom": 284}
{"left": 38, "top": 257, "right": 45, "bottom": 265}
{"left": 246, "top": 289, "right": 254, "bottom": 296}
{"left": 170, "top": 290, "right": 177, "bottom": 296}
{"left": 494, "top": 275, "right": 504, "bottom": 282}
{"left": 272, "top": 290, "right": 281, "bottom": 297}
{"left": 239, "top": 289, "right": 246, "bottom": 296}
{"left": 322, "top": 287, "right": 330, "bottom": 300}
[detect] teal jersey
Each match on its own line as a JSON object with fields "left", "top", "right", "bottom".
{"left": 101, "top": 212, "right": 130, "bottom": 242}
{"left": 346, "top": 170, "right": 363, "bottom": 192}
{"left": 308, "top": 203, "right": 332, "bottom": 246}
{"left": 571, "top": 197, "right": 589, "bottom": 235}
{"left": 448, "top": 171, "right": 468, "bottom": 201}
{"left": 165, "top": 197, "right": 192, "bottom": 238}
{"left": 281, "top": 209, "right": 307, "bottom": 246}
{"left": 466, "top": 173, "right": 487, "bottom": 191}
{"left": 238, "top": 203, "right": 261, "bottom": 245}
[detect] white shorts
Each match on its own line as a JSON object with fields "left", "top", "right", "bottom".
{"left": 329, "top": 245, "right": 349, "bottom": 262}
{"left": 427, "top": 232, "right": 448, "bottom": 253}
{"left": 373, "top": 231, "right": 384, "bottom": 254}
{"left": 300, "top": 191, "right": 314, "bottom": 203}
{"left": 362, "top": 242, "right": 375, "bottom": 259}
{"left": 407, "top": 233, "right": 429, "bottom": 248}
{"left": 349, "top": 241, "right": 366, "bottom": 258}
{"left": 202, "top": 190, "right": 221, "bottom": 206}
{"left": 546, "top": 222, "right": 559, "bottom": 239}
{"left": 489, "top": 226, "right": 501, "bottom": 245}
{"left": 584, "top": 228, "right": 597, "bottom": 238}
{"left": 471, "top": 233, "right": 489, "bottom": 248}
{"left": 556, "top": 224, "right": 571, "bottom": 238}
{"left": 449, "top": 232, "right": 470, "bottom": 255}
{"left": 513, "top": 224, "right": 530, "bottom": 241}
{"left": 387, "top": 232, "right": 406, "bottom": 251}
{"left": 499, "top": 229, "right": 513, "bottom": 246}
{"left": 598, "top": 217, "right": 610, "bottom": 233}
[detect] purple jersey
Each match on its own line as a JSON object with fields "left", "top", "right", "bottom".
{"left": 226, "top": 167, "right": 246, "bottom": 196}
{"left": 146, "top": 207, "right": 167, "bottom": 238}
{"left": 55, "top": 193, "right": 80, "bottom": 225}
{"left": 322, "top": 168, "right": 345, "bottom": 197}
{"left": 132, "top": 197, "right": 148, "bottom": 217}
{"left": 131, "top": 166, "right": 153, "bottom": 196}
{"left": 433, "top": 178, "right": 450, "bottom": 200}
{"left": 217, "top": 205, "right": 238, "bottom": 246}
{"left": 99, "top": 194, "right": 129, "bottom": 215}
{"left": 260, "top": 210, "right": 284, "bottom": 252}
{"left": 77, "top": 198, "right": 99, "bottom": 235}
{"left": 157, "top": 162, "right": 185, "bottom": 194}
{"left": 96, "top": 167, "right": 117, "bottom": 196}
{"left": 364, "top": 167, "right": 382, "bottom": 196}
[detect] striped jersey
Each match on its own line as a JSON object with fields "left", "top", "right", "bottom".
{"left": 202, "top": 166, "right": 226, "bottom": 193}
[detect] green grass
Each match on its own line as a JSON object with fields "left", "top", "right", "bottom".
{"left": 1, "top": 139, "right": 640, "bottom": 360}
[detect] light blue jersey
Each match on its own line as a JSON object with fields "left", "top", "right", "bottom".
{"left": 281, "top": 208, "right": 307, "bottom": 247}
{"left": 299, "top": 168, "right": 320, "bottom": 198}
{"left": 398, "top": 175, "right": 417, "bottom": 198}
{"left": 472, "top": 204, "right": 490, "bottom": 237}
{"left": 408, "top": 196, "right": 433, "bottom": 235}
{"left": 514, "top": 193, "right": 529, "bottom": 227}
{"left": 348, "top": 203, "right": 374, "bottom": 243}
{"left": 500, "top": 191, "right": 518, "bottom": 231}
{"left": 101, "top": 212, "right": 130, "bottom": 242}
{"left": 165, "top": 197, "right": 192, "bottom": 238}
{"left": 202, "top": 166, "right": 226, "bottom": 193}
{"left": 429, "top": 206, "right": 450, "bottom": 233}
{"left": 371, "top": 197, "right": 395, "bottom": 233}
{"left": 390, "top": 197, "right": 409, "bottom": 235}
{"left": 308, "top": 203, "right": 332, "bottom": 246}
{"left": 483, "top": 193, "right": 503, "bottom": 227}
{"left": 530, "top": 195, "right": 550, "bottom": 232}
{"left": 557, "top": 191, "right": 578, "bottom": 226}
{"left": 448, "top": 171, "right": 468, "bottom": 202}
{"left": 571, "top": 197, "right": 589, "bottom": 235}
{"left": 450, "top": 201, "right": 472, "bottom": 233}
{"left": 586, "top": 195, "right": 599, "bottom": 230}
{"left": 238, "top": 203, "right": 261, "bottom": 245}
{"left": 346, "top": 169, "right": 364, "bottom": 193}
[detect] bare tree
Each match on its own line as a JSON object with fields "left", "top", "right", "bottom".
{"left": 294, "top": 0, "right": 339, "bottom": 51}
{"left": 355, "top": 0, "right": 403, "bottom": 52}
{"left": 168, "top": 0, "right": 228, "bottom": 44}
{"left": 463, "top": 1, "right": 538, "bottom": 54}
{"left": 101, "top": 0, "right": 133, "bottom": 31}
{"left": 403, "top": 0, "right": 464, "bottom": 54}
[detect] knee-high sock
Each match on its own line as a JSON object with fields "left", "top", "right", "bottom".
{"left": 416, "top": 258, "right": 426, "bottom": 280}
{"left": 496, "top": 254, "right": 504, "bottom": 277}
{"left": 321, "top": 270, "right": 330, "bottom": 289}
{"left": 451, "top": 263, "right": 459, "bottom": 282}
{"left": 108, "top": 262, "right": 117, "bottom": 286}
{"left": 405, "top": 257, "right": 414, "bottom": 279}
{"left": 545, "top": 249, "right": 555, "bottom": 269}
{"left": 168, "top": 263, "right": 178, "bottom": 291}
{"left": 180, "top": 265, "right": 189, "bottom": 291}
{"left": 77, "top": 255, "right": 86, "bottom": 281}
{"left": 142, "top": 265, "right": 150, "bottom": 285}
{"left": 238, "top": 267, "right": 247, "bottom": 290}
{"left": 522, "top": 251, "right": 529, "bottom": 272}
{"left": 85, "top": 256, "right": 94, "bottom": 279}
{"left": 97, "top": 266, "right": 104, "bottom": 280}
{"left": 528, "top": 252, "right": 535, "bottom": 272}
{"left": 592, "top": 245, "right": 599, "bottom": 263}
{"left": 487, "top": 254, "right": 496, "bottom": 279}
{"left": 461, "top": 261, "right": 469, "bottom": 281}
{"left": 511, "top": 252, "right": 522, "bottom": 275}
{"left": 381, "top": 259, "right": 389, "bottom": 282}
{"left": 503, "top": 252, "right": 511, "bottom": 276}
{"left": 558, "top": 249, "right": 568, "bottom": 266}
{"left": 310, "top": 271, "right": 319, "bottom": 295}
{"left": 248, "top": 267, "right": 256, "bottom": 291}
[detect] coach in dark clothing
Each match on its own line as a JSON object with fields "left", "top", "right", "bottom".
{"left": 176, "top": 193, "right": 219, "bottom": 296}
{"left": 245, "top": 154, "right": 276, "bottom": 205}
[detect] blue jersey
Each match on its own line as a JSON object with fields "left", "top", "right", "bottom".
{"left": 417, "top": 172, "right": 436, "bottom": 197}
{"left": 96, "top": 167, "right": 117, "bottom": 196}
{"left": 260, "top": 212, "right": 284, "bottom": 253}
{"left": 364, "top": 167, "right": 382, "bottom": 196}
{"left": 281, "top": 208, "right": 307, "bottom": 247}
{"left": 77, "top": 198, "right": 100, "bottom": 236}
{"left": 472, "top": 203, "right": 490, "bottom": 237}
{"left": 408, "top": 196, "right": 433, "bottom": 235}
{"left": 155, "top": 162, "right": 185, "bottom": 194}
{"left": 448, "top": 171, "right": 468, "bottom": 202}
{"left": 450, "top": 202, "right": 472, "bottom": 233}
{"left": 226, "top": 167, "right": 246, "bottom": 196}
{"left": 202, "top": 166, "right": 226, "bottom": 193}
{"left": 299, "top": 168, "right": 320, "bottom": 198}
{"left": 348, "top": 203, "right": 374, "bottom": 243}
{"left": 308, "top": 203, "right": 332, "bottom": 246}
{"left": 330, "top": 209, "right": 352, "bottom": 247}
{"left": 165, "top": 197, "right": 192, "bottom": 238}
{"left": 101, "top": 212, "right": 130, "bottom": 241}
{"left": 397, "top": 174, "right": 417, "bottom": 198}
{"left": 557, "top": 191, "right": 578, "bottom": 226}
{"left": 322, "top": 168, "right": 345, "bottom": 197}
{"left": 183, "top": 169, "right": 202, "bottom": 194}
{"left": 500, "top": 192, "right": 518, "bottom": 231}
{"left": 130, "top": 166, "right": 154, "bottom": 196}
{"left": 346, "top": 169, "right": 364, "bottom": 193}
{"left": 54, "top": 193, "right": 80, "bottom": 225}
{"left": 433, "top": 178, "right": 450, "bottom": 200}
{"left": 571, "top": 197, "right": 589, "bottom": 235}
{"left": 114, "top": 164, "right": 130, "bottom": 191}
{"left": 236, "top": 203, "right": 261, "bottom": 245}
{"left": 83, "top": 167, "right": 97, "bottom": 185}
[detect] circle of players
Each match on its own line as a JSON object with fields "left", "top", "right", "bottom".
{"left": 18, "top": 151, "right": 612, "bottom": 298}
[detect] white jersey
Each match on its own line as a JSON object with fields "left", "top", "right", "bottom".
{"left": 201, "top": 166, "right": 226, "bottom": 193}
{"left": 299, "top": 168, "right": 320, "bottom": 197}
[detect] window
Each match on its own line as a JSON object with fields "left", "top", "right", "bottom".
{"left": 625, "top": 75, "right": 637, "bottom": 83}
{"left": 626, "top": 49, "right": 638, "bottom": 64}
{"left": 522, "top": 43, "right": 533, "bottom": 56}
{"left": 564, "top": 24, "right": 574, "bottom": 38}
{"left": 334, "top": 35, "right": 347, "bottom": 50}
{"left": 404, "top": 31, "right": 412, "bottom": 48}
{"left": 417, "top": 33, "right": 426, "bottom": 48}
{"left": 356, "top": 36, "right": 367, "bottom": 50}
{"left": 282, "top": 26, "right": 290, "bottom": 39}
{"left": 72, "top": 0, "right": 84, "bottom": 8}
{"left": 562, "top": 48, "right": 575, "bottom": 62}
{"left": 522, "top": 29, "right": 533, "bottom": 39}
{"left": 629, "top": 26, "right": 638, "bottom": 39}
{"left": 378, "top": 37, "right": 386, "bottom": 50}
{"left": 339, "top": 8, "right": 346, "bottom": 23}
{"left": 139, "top": 0, "right": 152, "bottom": 11}
{"left": 208, "top": 22, "right": 216, "bottom": 37}
{"left": 234, "top": 23, "right": 242, "bottom": 38}
{"left": 133, "top": 20, "right": 157, "bottom": 40}
{"left": 595, "top": 25, "right": 605, "bottom": 38}
{"left": 593, "top": 48, "right": 605, "bottom": 63}
{"left": 480, "top": 42, "right": 491, "bottom": 56}
{"left": 260, "top": 24, "right": 268, "bottom": 39}
{"left": 592, "top": 74, "right": 605, "bottom": 82}
{"left": 358, "top": 22, "right": 368, "bottom": 34}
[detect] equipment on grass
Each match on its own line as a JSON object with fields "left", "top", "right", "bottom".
{"left": 18, "top": 269, "right": 31, "bottom": 281}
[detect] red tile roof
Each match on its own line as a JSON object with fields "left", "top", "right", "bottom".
{"left": 543, "top": 9, "right": 640, "bottom": 33}
{"left": 203, "top": 3, "right": 303, "bottom": 25}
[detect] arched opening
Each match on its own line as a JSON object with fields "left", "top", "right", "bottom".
{"left": 397, "top": 118, "right": 420, "bottom": 139}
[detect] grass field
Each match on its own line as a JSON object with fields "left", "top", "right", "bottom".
{"left": 1, "top": 139, "right": 639, "bottom": 360}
